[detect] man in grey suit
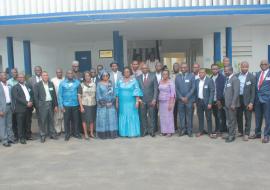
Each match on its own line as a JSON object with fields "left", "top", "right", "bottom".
{"left": 175, "top": 63, "right": 195, "bottom": 137}
{"left": 137, "top": 63, "right": 158, "bottom": 137}
{"left": 0, "top": 72, "right": 15, "bottom": 147}
{"left": 34, "top": 71, "right": 58, "bottom": 143}
{"left": 195, "top": 69, "right": 215, "bottom": 138}
{"left": 27, "top": 65, "right": 43, "bottom": 140}
{"left": 236, "top": 61, "right": 256, "bottom": 141}
{"left": 224, "top": 66, "right": 240, "bottom": 142}
{"left": 109, "top": 61, "right": 122, "bottom": 88}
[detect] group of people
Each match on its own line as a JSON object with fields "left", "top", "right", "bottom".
{"left": 0, "top": 57, "right": 269, "bottom": 147}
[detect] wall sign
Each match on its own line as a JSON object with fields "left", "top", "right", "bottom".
{"left": 99, "top": 50, "right": 113, "bottom": 58}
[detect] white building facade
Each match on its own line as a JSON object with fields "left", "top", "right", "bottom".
{"left": 0, "top": 0, "right": 270, "bottom": 75}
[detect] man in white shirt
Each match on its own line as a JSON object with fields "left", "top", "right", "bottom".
{"left": 51, "top": 68, "right": 65, "bottom": 135}
{"left": 154, "top": 62, "right": 163, "bottom": 84}
{"left": 195, "top": 69, "right": 215, "bottom": 138}
{"left": 11, "top": 73, "right": 33, "bottom": 144}
{"left": 0, "top": 72, "right": 15, "bottom": 147}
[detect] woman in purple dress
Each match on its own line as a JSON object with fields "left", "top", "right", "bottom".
{"left": 158, "top": 69, "right": 176, "bottom": 137}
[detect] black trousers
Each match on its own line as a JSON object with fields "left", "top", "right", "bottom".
{"left": 197, "top": 99, "right": 212, "bottom": 134}
{"left": 12, "top": 113, "right": 18, "bottom": 139}
{"left": 139, "top": 103, "right": 156, "bottom": 136}
{"left": 64, "top": 106, "right": 80, "bottom": 138}
{"left": 173, "top": 103, "right": 178, "bottom": 130}
{"left": 16, "top": 109, "right": 31, "bottom": 140}
{"left": 237, "top": 96, "right": 252, "bottom": 136}
{"left": 212, "top": 101, "right": 227, "bottom": 133}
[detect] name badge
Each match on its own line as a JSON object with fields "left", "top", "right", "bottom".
{"left": 227, "top": 83, "right": 232, "bottom": 87}
{"left": 49, "top": 87, "right": 53, "bottom": 91}
{"left": 266, "top": 77, "right": 270, "bottom": 81}
{"left": 246, "top": 81, "right": 251, "bottom": 85}
{"left": 68, "top": 83, "right": 73, "bottom": 87}
{"left": 204, "top": 85, "right": 208, "bottom": 89}
{"left": 185, "top": 80, "right": 190, "bottom": 83}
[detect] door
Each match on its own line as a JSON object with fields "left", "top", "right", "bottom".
{"left": 75, "top": 51, "right": 91, "bottom": 72}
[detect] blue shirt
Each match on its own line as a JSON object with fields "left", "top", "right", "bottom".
{"left": 238, "top": 72, "right": 248, "bottom": 95}
{"left": 58, "top": 79, "right": 80, "bottom": 108}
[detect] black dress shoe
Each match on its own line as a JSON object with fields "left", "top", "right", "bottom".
{"left": 50, "top": 135, "right": 58, "bottom": 140}
{"left": 262, "top": 137, "right": 269, "bottom": 144}
{"left": 179, "top": 131, "right": 186, "bottom": 137}
{"left": 40, "top": 136, "right": 46, "bottom": 143}
{"left": 187, "top": 132, "right": 193, "bottom": 137}
{"left": 74, "top": 135, "right": 82, "bottom": 139}
{"left": 3, "top": 143, "right": 11, "bottom": 147}
{"left": 249, "top": 134, "right": 261, "bottom": 139}
{"left": 65, "top": 136, "right": 70, "bottom": 141}
{"left": 150, "top": 133, "right": 156, "bottom": 137}
{"left": 8, "top": 140, "right": 17, "bottom": 144}
{"left": 20, "top": 139, "right": 27, "bottom": 144}
{"left": 225, "top": 136, "right": 235, "bottom": 143}
{"left": 26, "top": 136, "right": 33, "bottom": 140}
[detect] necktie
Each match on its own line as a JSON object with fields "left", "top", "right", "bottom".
{"left": 143, "top": 75, "right": 147, "bottom": 85}
{"left": 258, "top": 71, "right": 265, "bottom": 90}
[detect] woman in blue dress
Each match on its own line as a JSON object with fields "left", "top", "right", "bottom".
{"left": 116, "top": 67, "right": 143, "bottom": 137}
{"left": 96, "top": 70, "right": 118, "bottom": 139}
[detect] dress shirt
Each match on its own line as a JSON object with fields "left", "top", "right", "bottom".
{"left": 1, "top": 82, "right": 11, "bottom": 103}
{"left": 51, "top": 77, "right": 64, "bottom": 94}
{"left": 198, "top": 77, "right": 206, "bottom": 99}
{"left": 42, "top": 81, "right": 52, "bottom": 101}
{"left": 113, "top": 71, "right": 118, "bottom": 84}
{"left": 36, "top": 76, "right": 41, "bottom": 83}
{"left": 7, "top": 78, "right": 18, "bottom": 87}
{"left": 58, "top": 79, "right": 80, "bottom": 108}
{"left": 257, "top": 69, "right": 269, "bottom": 88}
{"left": 156, "top": 72, "right": 162, "bottom": 84}
{"left": 212, "top": 74, "right": 218, "bottom": 101}
{"left": 238, "top": 72, "right": 248, "bottom": 95}
{"left": 19, "top": 83, "right": 30, "bottom": 102}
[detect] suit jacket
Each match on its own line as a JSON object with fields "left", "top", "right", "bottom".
{"left": 175, "top": 72, "right": 195, "bottom": 103}
{"left": 255, "top": 70, "right": 270, "bottom": 103}
{"left": 137, "top": 73, "right": 158, "bottom": 103}
{"left": 11, "top": 83, "right": 33, "bottom": 113}
{"left": 224, "top": 75, "right": 240, "bottom": 108}
{"left": 109, "top": 71, "right": 122, "bottom": 87}
{"left": 211, "top": 73, "right": 226, "bottom": 101}
{"left": 235, "top": 72, "right": 256, "bottom": 106}
{"left": 34, "top": 81, "right": 58, "bottom": 110}
{"left": 27, "top": 75, "right": 40, "bottom": 90}
{"left": 0, "top": 83, "right": 12, "bottom": 113}
{"left": 195, "top": 77, "right": 215, "bottom": 105}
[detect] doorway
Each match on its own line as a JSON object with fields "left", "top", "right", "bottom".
{"left": 75, "top": 51, "right": 91, "bottom": 72}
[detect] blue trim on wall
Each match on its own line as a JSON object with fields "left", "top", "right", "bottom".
{"left": 113, "top": 31, "right": 124, "bottom": 72}
{"left": 23, "top": 40, "right": 32, "bottom": 76}
{"left": 214, "top": 32, "right": 221, "bottom": 64}
{"left": 6, "top": 37, "right": 14, "bottom": 74}
{"left": 1, "top": 5, "right": 270, "bottom": 25}
{"left": 226, "top": 27, "right": 232, "bottom": 65}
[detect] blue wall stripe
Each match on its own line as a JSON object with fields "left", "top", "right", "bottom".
{"left": 113, "top": 31, "right": 124, "bottom": 72}
{"left": 225, "top": 27, "right": 232, "bottom": 65}
{"left": 23, "top": 40, "right": 32, "bottom": 76}
{"left": 6, "top": 37, "right": 14, "bottom": 74}
{"left": 1, "top": 6, "right": 270, "bottom": 25}
{"left": 214, "top": 32, "right": 221, "bottom": 64}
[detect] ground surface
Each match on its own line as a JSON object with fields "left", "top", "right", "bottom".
{"left": 0, "top": 117, "right": 269, "bottom": 190}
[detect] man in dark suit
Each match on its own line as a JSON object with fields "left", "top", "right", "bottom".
{"left": 195, "top": 68, "right": 215, "bottom": 138}
{"left": 223, "top": 66, "right": 240, "bottom": 143}
{"left": 11, "top": 73, "right": 33, "bottom": 144}
{"left": 210, "top": 64, "right": 226, "bottom": 137}
{"left": 235, "top": 61, "right": 256, "bottom": 141}
{"left": 175, "top": 62, "right": 195, "bottom": 137}
{"left": 34, "top": 71, "right": 58, "bottom": 143}
{"left": 137, "top": 63, "right": 158, "bottom": 137}
{"left": 251, "top": 60, "right": 270, "bottom": 143}
{"left": 27, "top": 65, "right": 43, "bottom": 140}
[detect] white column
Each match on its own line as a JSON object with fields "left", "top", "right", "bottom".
{"left": 137, "top": 0, "right": 144, "bottom": 8}
{"left": 144, "top": 0, "right": 151, "bottom": 8}
{"left": 198, "top": 0, "right": 205, "bottom": 6}
{"left": 150, "top": 0, "right": 158, "bottom": 8}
